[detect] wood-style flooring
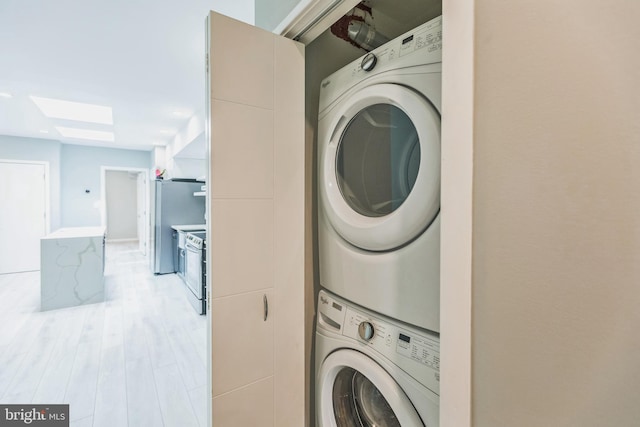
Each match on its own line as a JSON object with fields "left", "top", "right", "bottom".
{"left": 0, "top": 242, "right": 207, "bottom": 426}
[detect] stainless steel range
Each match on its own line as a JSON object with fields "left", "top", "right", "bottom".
{"left": 184, "top": 231, "right": 206, "bottom": 314}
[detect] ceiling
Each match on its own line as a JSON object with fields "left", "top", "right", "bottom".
{"left": 0, "top": 0, "right": 234, "bottom": 151}
{"left": 0, "top": 0, "right": 440, "bottom": 152}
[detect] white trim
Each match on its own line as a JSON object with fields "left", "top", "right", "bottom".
{"left": 440, "top": 0, "right": 474, "bottom": 425}
{"left": 105, "top": 238, "right": 138, "bottom": 243}
{"left": 205, "top": 13, "right": 213, "bottom": 427}
{"left": 0, "top": 158, "right": 51, "bottom": 235}
{"left": 100, "top": 166, "right": 150, "bottom": 256}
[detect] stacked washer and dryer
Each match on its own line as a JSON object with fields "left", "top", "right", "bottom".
{"left": 316, "top": 16, "right": 443, "bottom": 427}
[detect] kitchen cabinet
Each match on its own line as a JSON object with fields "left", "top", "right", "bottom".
{"left": 206, "top": 12, "right": 305, "bottom": 427}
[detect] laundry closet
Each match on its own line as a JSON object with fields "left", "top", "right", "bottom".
{"left": 207, "top": 1, "right": 445, "bottom": 426}
{"left": 209, "top": 1, "right": 640, "bottom": 427}
{"left": 305, "top": 2, "right": 444, "bottom": 426}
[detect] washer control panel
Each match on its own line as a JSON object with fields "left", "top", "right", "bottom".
{"left": 318, "top": 291, "right": 440, "bottom": 394}
{"left": 396, "top": 331, "right": 440, "bottom": 371}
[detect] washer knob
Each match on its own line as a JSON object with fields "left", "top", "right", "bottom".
{"left": 358, "top": 321, "right": 375, "bottom": 341}
{"left": 361, "top": 53, "right": 377, "bottom": 72}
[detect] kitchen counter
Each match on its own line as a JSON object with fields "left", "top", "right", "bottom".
{"left": 42, "top": 226, "right": 106, "bottom": 239}
{"left": 171, "top": 224, "right": 206, "bottom": 231}
{"left": 41, "top": 226, "right": 106, "bottom": 311}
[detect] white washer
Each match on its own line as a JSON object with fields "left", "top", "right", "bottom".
{"left": 318, "top": 16, "right": 442, "bottom": 332}
{"left": 316, "top": 290, "right": 440, "bottom": 427}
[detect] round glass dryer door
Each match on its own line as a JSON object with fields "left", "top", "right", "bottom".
{"left": 317, "top": 350, "right": 424, "bottom": 427}
{"left": 320, "top": 83, "right": 440, "bottom": 251}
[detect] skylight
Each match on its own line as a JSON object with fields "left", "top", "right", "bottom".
{"left": 55, "top": 126, "right": 115, "bottom": 142}
{"left": 31, "top": 96, "right": 113, "bottom": 124}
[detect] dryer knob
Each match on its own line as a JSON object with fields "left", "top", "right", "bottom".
{"left": 361, "top": 53, "right": 377, "bottom": 72}
{"left": 358, "top": 321, "right": 375, "bottom": 341}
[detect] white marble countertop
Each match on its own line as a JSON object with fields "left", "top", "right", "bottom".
{"left": 42, "top": 226, "right": 106, "bottom": 240}
{"left": 171, "top": 224, "right": 206, "bottom": 231}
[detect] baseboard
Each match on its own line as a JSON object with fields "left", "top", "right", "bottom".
{"left": 106, "top": 238, "right": 139, "bottom": 243}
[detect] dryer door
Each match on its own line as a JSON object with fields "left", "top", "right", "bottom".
{"left": 318, "top": 349, "right": 424, "bottom": 427}
{"left": 320, "top": 83, "right": 440, "bottom": 251}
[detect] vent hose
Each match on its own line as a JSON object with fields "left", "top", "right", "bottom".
{"left": 330, "top": 2, "right": 388, "bottom": 52}
{"left": 347, "top": 20, "right": 389, "bottom": 52}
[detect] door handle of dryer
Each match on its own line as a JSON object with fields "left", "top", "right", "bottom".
{"left": 263, "top": 294, "right": 268, "bottom": 322}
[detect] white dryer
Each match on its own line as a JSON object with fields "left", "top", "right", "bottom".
{"left": 318, "top": 16, "right": 442, "bottom": 332}
{"left": 316, "top": 290, "right": 440, "bottom": 426}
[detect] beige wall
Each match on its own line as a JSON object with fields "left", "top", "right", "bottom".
{"left": 470, "top": 1, "right": 640, "bottom": 426}
{"left": 105, "top": 170, "right": 138, "bottom": 240}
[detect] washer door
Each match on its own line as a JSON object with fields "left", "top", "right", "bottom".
{"left": 320, "top": 83, "right": 440, "bottom": 251}
{"left": 318, "top": 350, "right": 424, "bottom": 427}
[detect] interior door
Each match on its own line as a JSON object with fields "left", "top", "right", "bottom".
{"left": 206, "top": 12, "right": 305, "bottom": 427}
{"left": 0, "top": 161, "right": 48, "bottom": 274}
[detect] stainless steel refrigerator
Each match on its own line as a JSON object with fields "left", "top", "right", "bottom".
{"left": 152, "top": 179, "right": 205, "bottom": 274}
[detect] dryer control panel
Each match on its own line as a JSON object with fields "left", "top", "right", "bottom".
{"left": 318, "top": 290, "right": 440, "bottom": 395}
{"left": 318, "top": 15, "right": 442, "bottom": 114}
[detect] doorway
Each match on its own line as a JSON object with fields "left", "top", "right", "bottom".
{"left": 100, "top": 167, "right": 149, "bottom": 256}
{"left": 0, "top": 159, "right": 50, "bottom": 274}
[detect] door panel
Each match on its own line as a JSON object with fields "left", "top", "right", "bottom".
{"left": 207, "top": 11, "right": 305, "bottom": 427}
{"left": 212, "top": 377, "right": 274, "bottom": 427}
{"left": 273, "top": 35, "right": 306, "bottom": 425}
{"left": 0, "top": 161, "right": 47, "bottom": 274}
{"left": 209, "top": 13, "right": 274, "bottom": 110}
{"left": 210, "top": 199, "right": 274, "bottom": 298}
{"left": 210, "top": 101, "right": 274, "bottom": 198}
{"left": 211, "top": 290, "right": 274, "bottom": 396}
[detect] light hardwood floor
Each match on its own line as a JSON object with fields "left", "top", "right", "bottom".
{"left": 0, "top": 242, "right": 208, "bottom": 426}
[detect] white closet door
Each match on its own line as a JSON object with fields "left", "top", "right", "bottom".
{"left": 207, "top": 11, "right": 305, "bottom": 427}
{"left": 0, "top": 161, "right": 47, "bottom": 274}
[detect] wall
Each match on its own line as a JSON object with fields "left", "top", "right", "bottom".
{"left": 0, "top": 135, "right": 61, "bottom": 230}
{"left": 165, "top": 112, "right": 206, "bottom": 179}
{"left": 254, "top": 0, "right": 298, "bottom": 31}
{"left": 470, "top": 1, "right": 640, "bottom": 426}
{"left": 171, "top": 158, "right": 206, "bottom": 179}
{"left": 213, "top": 0, "right": 254, "bottom": 24}
{"left": 105, "top": 170, "right": 138, "bottom": 240}
{"left": 61, "top": 145, "right": 150, "bottom": 227}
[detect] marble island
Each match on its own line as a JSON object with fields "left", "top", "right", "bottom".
{"left": 41, "top": 226, "right": 105, "bottom": 311}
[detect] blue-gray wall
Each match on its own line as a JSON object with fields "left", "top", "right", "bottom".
{"left": 61, "top": 144, "right": 151, "bottom": 227}
{"left": 0, "top": 135, "right": 152, "bottom": 230}
{"left": 255, "top": 0, "right": 297, "bottom": 31}
{"left": 0, "top": 135, "right": 62, "bottom": 229}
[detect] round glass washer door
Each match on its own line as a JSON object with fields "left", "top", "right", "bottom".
{"left": 320, "top": 83, "right": 440, "bottom": 251}
{"left": 317, "top": 350, "right": 424, "bottom": 427}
